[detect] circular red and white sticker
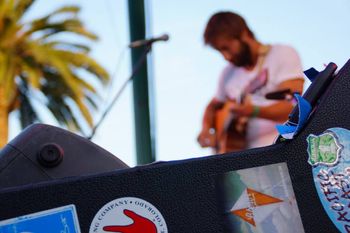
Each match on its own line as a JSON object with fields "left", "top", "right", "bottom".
{"left": 89, "top": 197, "right": 168, "bottom": 233}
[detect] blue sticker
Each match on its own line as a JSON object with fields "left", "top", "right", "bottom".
{"left": 307, "top": 127, "right": 350, "bottom": 233}
{"left": 276, "top": 94, "right": 312, "bottom": 139}
{"left": 0, "top": 204, "right": 81, "bottom": 233}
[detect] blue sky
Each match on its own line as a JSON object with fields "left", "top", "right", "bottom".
{"left": 9, "top": 0, "right": 350, "bottom": 166}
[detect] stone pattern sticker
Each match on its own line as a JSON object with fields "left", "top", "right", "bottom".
{"left": 90, "top": 197, "right": 168, "bottom": 233}
{"left": 307, "top": 127, "right": 350, "bottom": 233}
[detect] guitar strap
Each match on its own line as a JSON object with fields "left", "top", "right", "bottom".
{"left": 258, "top": 44, "right": 271, "bottom": 61}
{"left": 224, "top": 45, "right": 272, "bottom": 152}
{"left": 238, "top": 45, "right": 272, "bottom": 105}
{"left": 245, "top": 44, "right": 271, "bottom": 93}
{"left": 257, "top": 44, "right": 271, "bottom": 70}
{"left": 224, "top": 44, "right": 271, "bottom": 102}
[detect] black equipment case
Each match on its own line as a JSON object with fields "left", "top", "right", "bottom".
{"left": 1, "top": 60, "right": 350, "bottom": 232}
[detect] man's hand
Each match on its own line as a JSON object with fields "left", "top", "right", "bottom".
{"left": 229, "top": 95, "right": 254, "bottom": 117}
{"left": 197, "top": 98, "right": 224, "bottom": 148}
{"left": 103, "top": 209, "right": 157, "bottom": 233}
{"left": 197, "top": 128, "right": 216, "bottom": 148}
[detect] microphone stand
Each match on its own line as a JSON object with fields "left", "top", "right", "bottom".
{"left": 88, "top": 44, "right": 153, "bottom": 140}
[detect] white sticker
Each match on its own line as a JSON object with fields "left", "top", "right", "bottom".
{"left": 90, "top": 197, "right": 168, "bottom": 233}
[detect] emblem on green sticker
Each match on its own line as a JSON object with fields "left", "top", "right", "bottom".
{"left": 307, "top": 132, "right": 342, "bottom": 166}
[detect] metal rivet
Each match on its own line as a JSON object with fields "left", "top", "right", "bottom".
{"left": 37, "top": 143, "right": 64, "bottom": 168}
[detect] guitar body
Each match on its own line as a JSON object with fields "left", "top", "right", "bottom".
{"left": 214, "top": 103, "right": 247, "bottom": 153}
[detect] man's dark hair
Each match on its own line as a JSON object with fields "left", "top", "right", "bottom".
{"left": 204, "top": 11, "right": 255, "bottom": 47}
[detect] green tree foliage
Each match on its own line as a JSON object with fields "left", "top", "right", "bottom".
{"left": 0, "top": 0, "right": 109, "bottom": 147}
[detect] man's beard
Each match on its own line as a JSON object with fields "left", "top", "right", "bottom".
{"left": 230, "top": 41, "right": 254, "bottom": 67}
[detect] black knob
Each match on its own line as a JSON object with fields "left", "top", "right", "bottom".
{"left": 37, "top": 143, "right": 64, "bottom": 168}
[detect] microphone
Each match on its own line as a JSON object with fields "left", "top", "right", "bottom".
{"left": 129, "top": 34, "right": 169, "bottom": 48}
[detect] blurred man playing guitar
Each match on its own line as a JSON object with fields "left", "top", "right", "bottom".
{"left": 198, "top": 11, "right": 304, "bottom": 153}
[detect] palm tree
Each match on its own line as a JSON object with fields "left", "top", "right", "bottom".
{"left": 0, "top": 0, "right": 109, "bottom": 147}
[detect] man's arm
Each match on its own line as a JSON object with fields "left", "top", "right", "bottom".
{"left": 230, "top": 78, "right": 304, "bottom": 122}
{"left": 197, "top": 98, "right": 224, "bottom": 147}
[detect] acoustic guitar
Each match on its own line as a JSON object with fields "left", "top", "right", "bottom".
{"left": 213, "top": 69, "right": 268, "bottom": 153}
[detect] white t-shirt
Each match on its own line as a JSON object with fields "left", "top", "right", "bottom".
{"left": 215, "top": 44, "right": 304, "bottom": 148}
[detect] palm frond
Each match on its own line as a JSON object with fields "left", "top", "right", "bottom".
{"left": 41, "top": 68, "right": 98, "bottom": 130}
{"left": 26, "top": 10, "right": 98, "bottom": 40}
{"left": 53, "top": 50, "right": 109, "bottom": 83}
{"left": 14, "top": 0, "right": 34, "bottom": 19}
{"left": 21, "top": 62, "right": 42, "bottom": 89}
{"left": 0, "top": 1, "right": 111, "bottom": 139}
{"left": 85, "top": 94, "right": 98, "bottom": 109}
{"left": 18, "top": 86, "right": 40, "bottom": 128}
{"left": 0, "top": 0, "right": 15, "bottom": 20}
{"left": 51, "top": 6, "right": 80, "bottom": 15}
{"left": 44, "top": 41, "right": 91, "bottom": 53}
{"left": 45, "top": 96, "right": 81, "bottom": 132}
{"left": 74, "top": 98, "right": 93, "bottom": 127}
